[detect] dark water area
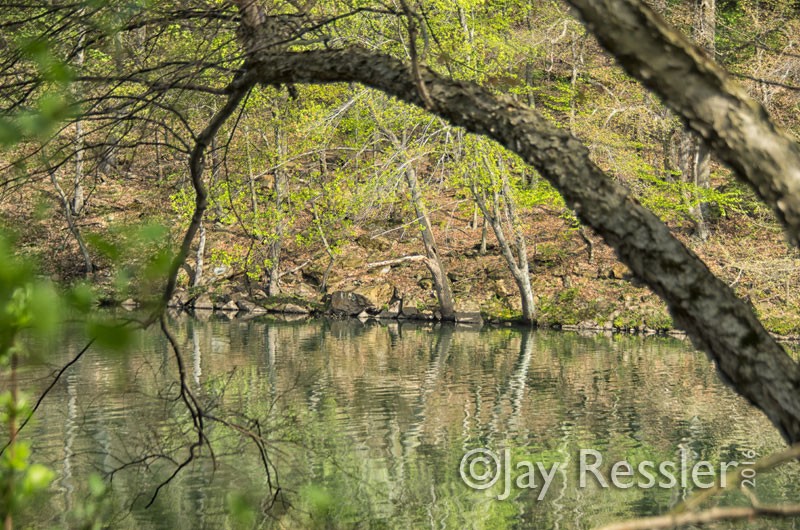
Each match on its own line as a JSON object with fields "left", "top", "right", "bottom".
{"left": 6, "top": 316, "right": 799, "bottom": 529}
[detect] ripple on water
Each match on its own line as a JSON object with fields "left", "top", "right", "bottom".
{"left": 9, "top": 320, "right": 797, "bottom": 529}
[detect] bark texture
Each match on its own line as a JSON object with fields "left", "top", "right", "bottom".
{"left": 566, "top": 0, "right": 800, "bottom": 247}
{"left": 242, "top": 46, "right": 800, "bottom": 443}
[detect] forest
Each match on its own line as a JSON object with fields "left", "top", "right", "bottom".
{"left": 2, "top": 0, "right": 800, "bottom": 528}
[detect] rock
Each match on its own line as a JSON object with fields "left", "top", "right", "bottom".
{"left": 220, "top": 300, "right": 239, "bottom": 312}
{"left": 192, "top": 294, "right": 214, "bottom": 310}
{"left": 356, "top": 234, "right": 391, "bottom": 252}
{"left": 354, "top": 283, "right": 394, "bottom": 308}
{"left": 121, "top": 298, "right": 138, "bottom": 309}
{"left": 417, "top": 278, "right": 434, "bottom": 290}
{"left": 218, "top": 309, "right": 237, "bottom": 320}
{"left": 329, "top": 291, "right": 372, "bottom": 316}
{"left": 237, "top": 300, "right": 267, "bottom": 314}
{"left": 456, "top": 300, "right": 482, "bottom": 313}
{"left": 357, "top": 310, "right": 371, "bottom": 319}
{"left": 400, "top": 304, "right": 420, "bottom": 319}
{"left": 340, "top": 254, "right": 365, "bottom": 268}
{"left": 251, "top": 289, "right": 268, "bottom": 300}
{"left": 377, "top": 300, "right": 401, "bottom": 319}
{"left": 283, "top": 303, "right": 310, "bottom": 314}
{"left": 578, "top": 320, "right": 597, "bottom": 330}
{"left": 492, "top": 280, "right": 510, "bottom": 297}
{"left": 166, "top": 307, "right": 183, "bottom": 319}
{"left": 455, "top": 312, "right": 483, "bottom": 325}
{"left": 608, "top": 263, "right": 632, "bottom": 280}
{"left": 168, "top": 289, "right": 190, "bottom": 308}
{"left": 293, "top": 282, "right": 319, "bottom": 300}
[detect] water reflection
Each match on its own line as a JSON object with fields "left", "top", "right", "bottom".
{"left": 6, "top": 317, "right": 799, "bottom": 529}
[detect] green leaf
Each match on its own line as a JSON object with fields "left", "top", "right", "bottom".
{"left": 88, "top": 474, "right": 106, "bottom": 497}
{"left": 86, "top": 320, "right": 132, "bottom": 352}
{"left": 21, "top": 464, "right": 55, "bottom": 494}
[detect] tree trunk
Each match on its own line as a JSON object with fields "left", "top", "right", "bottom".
{"left": 193, "top": 220, "right": 206, "bottom": 288}
{"left": 678, "top": 0, "right": 715, "bottom": 241}
{"left": 266, "top": 120, "right": 286, "bottom": 298}
{"left": 48, "top": 166, "right": 93, "bottom": 277}
{"left": 367, "top": 101, "right": 456, "bottom": 320}
{"left": 405, "top": 165, "right": 456, "bottom": 320}
{"left": 71, "top": 29, "right": 86, "bottom": 218}
{"left": 470, "top": 158, "right": 536, "bottom": 323}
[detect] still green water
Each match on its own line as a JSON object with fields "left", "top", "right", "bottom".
{"left": 10, "top": 316, "right": 800, "bottom": 529}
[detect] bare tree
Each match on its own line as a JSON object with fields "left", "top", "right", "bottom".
{"left": 468, "top": 153, "right": 536, "bottom": 323}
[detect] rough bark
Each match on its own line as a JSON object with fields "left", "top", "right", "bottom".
{"left": 565, "top": 0, "right": 800, "bottom": 248}
{"left": 242, "top": 46, "right": 800, "bottom": 443}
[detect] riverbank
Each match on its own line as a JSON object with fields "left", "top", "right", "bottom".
{"left": 6, "top": 175, "right": 800, "bottom": 340}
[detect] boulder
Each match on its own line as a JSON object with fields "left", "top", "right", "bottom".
{"left": 293, "top": 282, "right": 319, "bottom": 300}
{"left": 355, "top": 234, "right": 391, "bottom": 251}
{"left": 377, "top": 300, "right": 401, "bottom": 319}
{"left": 168, "top": 289, "right": 190, "bottom": 308}
{"left": 455, "top": 300, "right": 482, "bottom": 313}
{"left": 121, "top": 298, "right": 138, "bottom": 310}
{"left": 400, "top": 304, "right": 420, "bottom": 319}
{"left": 237, "top": 300, "right": 267, "bottom": 314}
{"left": 353, "top": 283, "right": 394, "bottom": 308}
{"left": 192, "top": 293, "right": 214, "bottom": 310}
{"left": 492, "top": 279, "right": 510, "bottom": 297}
{"left": 418, "top": 278, "right": 434, "bottom": 290}
{"left": 607, "top": 263, "right": 632, "bottom": 280}
{"left": 282, "top": 303, "right": 310, "bottom": 314}
{"left": 455, "top": 312, "right": 483, "bottom": 325}
{"left": 220, "top": 300, "right": 239, "bottom": 312}
{"left": 340, "top": 254, "right": 365, "bottom": 268}
{"left": 193, "top": 308, "right": 213, "bottom": 321}
{"left": 329, "top": 291, "right": 372, "bottom": 316}
{"left": 218, "top": 309, "right": 237, "bottom": 320}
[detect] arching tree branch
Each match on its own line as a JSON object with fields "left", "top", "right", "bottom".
{"left": 239, "top": 45, "right": 800, "bottom": 442}
{"left": 565, "top": 0, "right": 800, "bottom": 247}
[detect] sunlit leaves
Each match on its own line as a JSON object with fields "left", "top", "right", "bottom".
{"left": 86, "top": 222, "right": 173, "bottom": 302}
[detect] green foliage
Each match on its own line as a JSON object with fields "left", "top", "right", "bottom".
{"left": 636, "top": 168, "right": 744, "bottom": 223}
{"left": 86, "top": 221, "right": 173, "bottom": 302}
{"left": 0, "top": 234, "right": 62, "bottom": 525}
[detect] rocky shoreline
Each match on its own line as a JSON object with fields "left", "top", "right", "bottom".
{"left": 131, "top": 284, "right": 698, "bottom": 339}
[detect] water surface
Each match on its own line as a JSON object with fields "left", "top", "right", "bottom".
{"left": 8, "top": 317, "right": 798, "bottom": 529}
